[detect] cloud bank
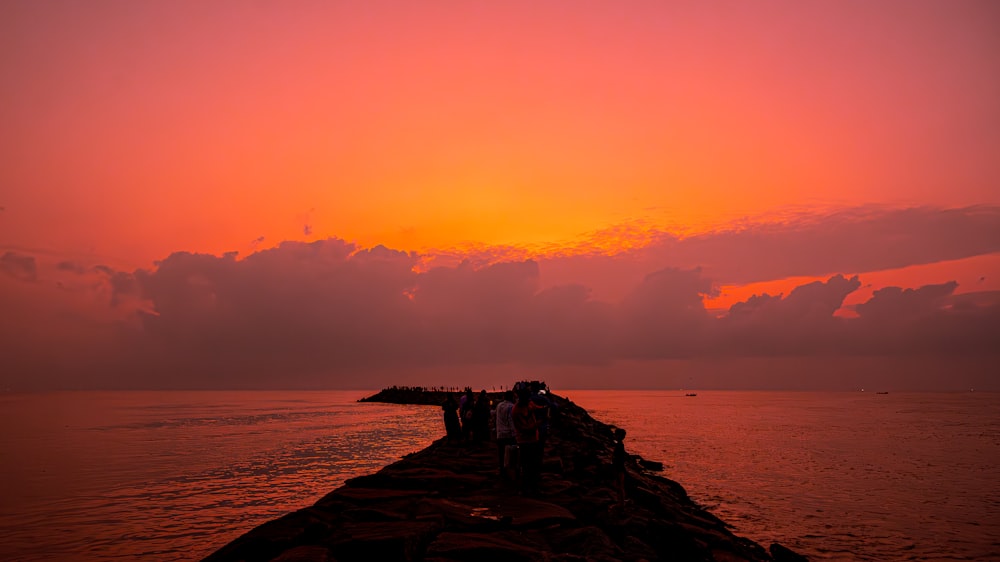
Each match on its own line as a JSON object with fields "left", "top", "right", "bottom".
{"left": 537, "top": 205, "right": 1000, "bottom": 300}
{"left": 1, "top": 206, "right": 998, "bottom": 390}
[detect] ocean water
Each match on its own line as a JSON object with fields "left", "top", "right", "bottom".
{"left": 572, "top": 390, "right": 1000, "bottom": 561}
{"left": 0, "top": 391, "right": 441, "bottom": 561}
{"left": 0, "top": 391, "right": 997, "bottom": 561}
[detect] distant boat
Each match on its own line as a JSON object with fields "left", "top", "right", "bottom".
{"left": 685, "top": 393, "right": 698, "bottom": 397}
{"left": 876, "top": 391, "right": 889, "bottom": 395}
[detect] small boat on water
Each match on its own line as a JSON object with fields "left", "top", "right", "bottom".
{"left": 685, "top": 393, "right": 698, "bottom": 397}
{"left": 876, "top": 391, "right": 889, "bottom": 395}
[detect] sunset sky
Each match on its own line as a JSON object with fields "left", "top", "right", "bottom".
{"left": 2, "top": 1, "right": 998, "bottom": 390}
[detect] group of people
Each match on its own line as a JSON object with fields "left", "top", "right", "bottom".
{"left": 441, "top": 388, "right": 492, "bottom": 443}
{"left": 440, "top": 381, "right": 628, "bottom": 507}
{"left": 440, "top": 381, "right": 555, "bottom": 494}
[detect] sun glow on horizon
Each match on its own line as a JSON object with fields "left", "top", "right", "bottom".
{"left": 2, "top": 1, "right": 999, "bottom": 398}
{"left": 3, "top": 3, "right": 998, "bottom": 269}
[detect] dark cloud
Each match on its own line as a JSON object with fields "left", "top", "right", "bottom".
{"left": 1, "top": 227, "right": 998, "bottom": 390}
{"left": 654, "top": 205, "right": 1000, "bottom": 283}
{"left": 617, "top": 267, "right": 717, "bottom": 358}
{"left": 411, "top": 259, "right": 540, "bottom": 363}
{"left": 855, "top": 281, "right": 958, "bottom": 323}
{"left": 721, "top": 275, "right": 861, "bottom": 356}
{"left": 129, "top": 240, "right": 421, "bottom": 385}
{"left": 850, "top": 281, "right": 1000, "bottom": 355}
{"left": 538, "top": 205, "right": 1000, "bottom": 300}
{"left": 0, "top": 251, "right": 37, "bottom": 281}
{"left": 56, "top": 260, "right": 86, "bottom": 273}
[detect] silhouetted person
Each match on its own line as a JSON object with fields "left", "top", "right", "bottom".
{"left": 612, "top": 427, "right": 627, "bottom": 510}
{"left": 460, "top": 388, "right": 475, "bottom": 442}
{"left": 512, "top": 388, "right": 542, "bottom": 494}
{"left": 442, "top": 394, "right": 461, "bottom": 444}
{"left": 473, "top": 390, "right": 491, "bottom": 442}
{"left": 495, "top": 390, "right": 516, "bottom": 478}
{"left": 530, "top": 385, "right": 553, "bottom": 450}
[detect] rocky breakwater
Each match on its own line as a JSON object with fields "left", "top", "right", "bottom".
{"left": 206, "top": 388, "right": 807, "bottom": 561}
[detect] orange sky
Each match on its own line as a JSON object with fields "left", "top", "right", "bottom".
{"left": 2, "top": 1, "right": 999, "bottom": 279}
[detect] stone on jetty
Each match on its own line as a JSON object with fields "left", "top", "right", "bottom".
{"left": 206, "top": 388, "right": 804, "bottom": 561}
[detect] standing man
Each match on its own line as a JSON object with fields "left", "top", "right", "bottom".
{"left": 442, "top": 393, "right": 461, "bottom": 445}
{"left": 512, "top": 388, "right": 541, "bottom": 494}
{"left": 460, "top": 388, "right": 475, "bottom": 442}
{"left": 495, "top": 391, "right": 516, "bottom": 479}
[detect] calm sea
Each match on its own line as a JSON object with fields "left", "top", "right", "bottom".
{"left": 0, "top": 391, "right": 441, "bottom": 561}
{"left": 571, "top": 390, "right": 1000, "bottom": 561}
{"left": 0, "top": 390, "right": 997, "bottom": 561}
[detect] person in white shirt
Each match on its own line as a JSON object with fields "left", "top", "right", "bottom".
{"left": 494, "top": 391, "right": 516, "bottom": 479}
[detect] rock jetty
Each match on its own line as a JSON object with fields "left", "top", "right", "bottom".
{"left": 206, "top": 387, "right": 807, "bottom": 561}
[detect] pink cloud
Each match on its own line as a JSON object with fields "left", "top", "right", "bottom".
{"left": 1, "top": 216, "right": 997, "bottom": 390}
{"left": 537, "top": 205, "right": 1000, "bottom": 301}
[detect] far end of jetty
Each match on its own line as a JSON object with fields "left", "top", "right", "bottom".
{"left": 206, "top": 385, "right": 808, "bottom": 561}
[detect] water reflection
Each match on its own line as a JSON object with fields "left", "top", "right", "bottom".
{"left": 2, "top": 390, "right": 996, "bottom": 561}
{"left": 0, "top": 391, "right": 442, "bottom": 561}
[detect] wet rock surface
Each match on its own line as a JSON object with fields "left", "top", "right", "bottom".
{"left": 206, "top": 390, "right": 805, "bottom": 561}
